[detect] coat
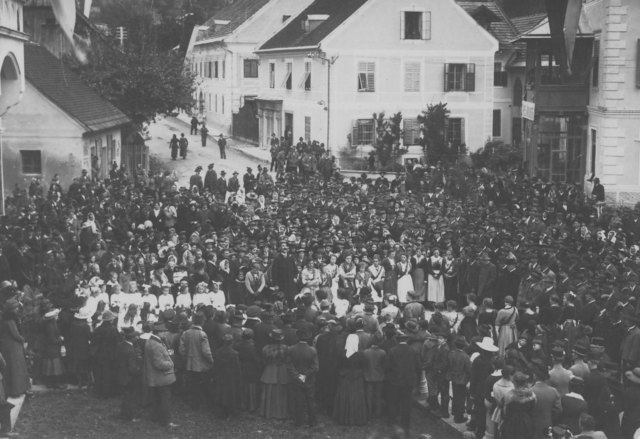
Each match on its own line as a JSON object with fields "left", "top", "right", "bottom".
{"left": 385, "top": 342, "right": 420, "bottom": 387}
{"left": 0, "top": 318, "right": 29, "bottom": 397}
{"left": 531, "top": 381, "right": 562, "bottom": 439}
{"left": 621, "top": 325, "right": 640, "bottom": 368}
{"left": 286, "top": 342, "right": 319, "bottom": 387}
{"left": 212, "top": 344, "right": 242, "bottom": 408}
{"left": 621, "top": 383, "right": 640, "bottom": 438}
{"left": 143, "top": 335, "right": 176, "bottom": 387}
{"left": 116, "top": 340, "right": 141, "bottom": 388}
{"left": 178, "top": 326, "right": 213, "bottom": 372}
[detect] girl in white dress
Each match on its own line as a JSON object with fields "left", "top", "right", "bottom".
{"left": 396, "top": 253, "right": 413, "bottom": 304}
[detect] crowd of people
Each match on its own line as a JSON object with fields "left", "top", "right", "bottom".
{"left": 1, "top": 152, "right": 640, "bottom": 439}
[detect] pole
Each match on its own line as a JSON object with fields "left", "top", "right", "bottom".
{"left": 0, "top": 124, "right": 5, "bottom": 216}
{"left": 327, "top": 60, "right": 331, "bottom": 152}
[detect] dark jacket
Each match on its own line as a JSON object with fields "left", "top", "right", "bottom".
{"left": 116, "top": 340, "right": 141, "bottom": 388}
{"left": 286, "top": 341, "right": 319, "bottom": 386}
{"left": 385, "top": 342, "right": 421, "bottom": 387}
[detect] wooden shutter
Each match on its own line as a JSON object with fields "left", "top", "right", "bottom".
{"left": 465, "top": 63, "right": 475, "bottom": 92}
{"left": 460, "top": 118, "right": 466, "bottom": 146}
{"left": 423, "top": 11, "right": 431, "bottom": 40}
{"left": 368, "top": 63, "right": 376, "bottom": 92}
{"left": 444, "top": 64, "right": 450, "bottom": 91}
{"left": 405, "top": 62, "right": 420, "bottom": 92}
{"left": 400, "top": 11, "right": 405, "bottom": 40}
{"left": 351, "top": 121, "right": 359, "bottom": 146}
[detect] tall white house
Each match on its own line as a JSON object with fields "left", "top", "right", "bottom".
{"left": 1, "top": 0, "right": 28, "bottom": 201}
{"left": 186, "top": 0, "right": 313, "bottom": 141}
{"left": 254, "top": 0, "right": 498, "bottom": 158}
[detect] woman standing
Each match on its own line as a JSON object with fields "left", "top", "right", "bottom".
{"left": 443, "top": 249, "right": 459, "bottom": 302}
{"left": 41, "top": 308, "right": 65, "bottom": 389}
{"left": 427, "top": 249, "right": 445, "bottom": 304}
{"left": 382, "top": 250, "right": 397, "bottom": 299}
{"left": 333, "top": 334, "right": 368, "bottom": 425}
{"left": 323, "top": 254, "right": 340, "bottom": 303}
{"left": 66, "top": 310, "right": 92, "bottom": 389}
{"left": 501, "top": 372, "right": 536, "bottom": 439}
{"left": 260, "top": 329, "right": 290, "bottom": 419}
{"left": 396, "top": 253, "right": 413, "bottom": 305}
{"left": 338, "top": 253, "right": 357, "bottom": 300}
{"left": 0, "top": 299, "right": 30, "bottom": 397}
{"left": 411, "top": 248, "right": 427, "bottom": 303}
{"left": 495, "top": 296, "right": 519, "bottom": 357}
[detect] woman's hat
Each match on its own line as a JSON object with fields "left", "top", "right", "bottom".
{"left": 269, "top": 329, "right": 284, "bottom": 341}
{"left": 122, "top": 326, "right": 140, "bottom": 339}
{"left": 43, "top": 309, "right": 61, "bottom": 319}
{"left": 625, "top": 367, "right": 640, "bottom": 384}
{"left": 475, "top": 337, "right": 499, "bottom": 353}
{"left": 102, "top": 309, "right": 117, "bottom": 322}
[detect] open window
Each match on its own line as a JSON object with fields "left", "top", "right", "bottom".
{"left": 401, "top": 11, "right": 431, "bottom": 40}
{"left": 300, "top": 61, "right": 311, "bottom": 91}
{"left": 357, "top": 62, "right": 375, "bottom": 92}
{"left": 282, "top": 62, "right": 292, "bottom": 90}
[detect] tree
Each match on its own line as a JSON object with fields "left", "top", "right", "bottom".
{"left": 418, "top": 103, "right": 456, "bottom": 165}
{"left": 68, "top": 41, "right": 196, "bottom": 125}
{"left": 372, "top": 111, "right": 402, "bottom": 169}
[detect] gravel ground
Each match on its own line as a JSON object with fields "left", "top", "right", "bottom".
{"left": 15, "top": 391, "right": 461, "bottom": 439}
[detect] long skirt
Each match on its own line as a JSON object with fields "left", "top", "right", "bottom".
{"left": 333, "top": 372, "right": 368, "bottom": 425}
{"left": 260, "top": 383, "right": 289, "bottom": 419}
{"left": 42, "top": 357, "right": 65, "bottom": 377}
{"left": 412, "top": 268, "right": 426, "bottom": 302}
{"left": 428, "top": 275, "right": 445, "bottom": 303}
{"left": 397, "top": 274, "right": 413, "bottom": 304}
{"left": 497, "top": 325, "right": 517, "bottom": 357}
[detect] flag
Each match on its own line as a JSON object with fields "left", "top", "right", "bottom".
{"left": 564, "top": 0, "right": 583, "bottom": 73}
{"left": 545, "top": 0, "right": 568, "bottom": 76}
{"left": 50, "top": 0, "right": 88, "bottom": 63}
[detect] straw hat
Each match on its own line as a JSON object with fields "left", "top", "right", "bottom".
{"left": 475, "top": 337, "right": 499, "bottom": 353}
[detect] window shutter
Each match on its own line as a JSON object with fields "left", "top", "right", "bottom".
{"left": 460, "top": 118, "right": 466, "bottom": 146}
{"left": 351, "top": 121, "right": 359, "bottom": 146}
{"left": 636, "top": 39, "right": 640, "bottom": 88}
{"left": 423, "top": 11, "right": 431, "bottom": 40}
{"left": 400, "top": 11, "right": 405, "bottom": 40}
{"left": 465, "top": 63, "right": 475, "bottom": 92}
{"left": 444, "top": 64, "right": 450, "bottom": 92}
{"left": 368, "top": 64, "right": 376, "bottom": 92}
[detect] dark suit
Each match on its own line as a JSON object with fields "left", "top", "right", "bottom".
{"left": 531, "top": 381, "right": 562, "bottom": 439}
{"left": 189, "top": 173, "right": 203, "bottom": 192}
{"left": 204, "top": 169, "right": 217, "bottom": 193}
{"left": 116, "top": 340, "right": 142, "bottom": 420}
{"left": 286, "top": 342, "right": 319, "bottom": 426}
{"left": 385, "top": 342, "right": 421, "bottom": 432}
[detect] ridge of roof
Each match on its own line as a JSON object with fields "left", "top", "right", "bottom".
{"left": 456, "top": 1, "right": 519, "bottom": 49}
{"left": 24, "top": 43, "right": 130, "bottom": 133}
{"left": 197, "top": 0, "right": 272, "bottom": 42}
{"left": 510, "top": 13, "right": 547, "bottom": 34}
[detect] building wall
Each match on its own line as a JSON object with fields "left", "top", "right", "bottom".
{"left": 586, "top": 0, "right": 640, "bottom": 204}
{"left": 2, "top": 81, "right": 123, "bottom": 191}
{"left": 256, "top": 0, "right": 498, "bottom": 152}
{"left": 493, "top": 51, "right": 524, "bottom": 146}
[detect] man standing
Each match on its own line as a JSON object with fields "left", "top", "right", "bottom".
{"left": 448, "top": 336, "right": 471, "bottom": 423}
{"left": 116, "top": 327, "right": 142, "bottom": 421}
{"left": 243, "top": 167, "right": 256, "bottom": 193}
{"left": 144, "top": 322, "right": 178, "bottom": 428}
{"left": 190, "top": 116, "right": 199, "bottom": 135}
{"left": 200, "top": 124, "right": 209, "bottom": 147}
{"left": 270, "top": 244, "right": 298, "bottom": 306}
{"left": 531, "top": 364, "right": 562, "bottom": 439}
{"left": 217, "top": 171, "right": 227, "bottom": 200}
{"left": 621, "top": 313, "right": 640, "bottom": 373}
{"left": 386, "top": 331, "right": 421, "bottom": 436}
{"left": 179, "top": 313, "right": 214, "bottom": 410}
{"left": 204, "top": 164, "right": 217, "bottom": 194}
{"left": 286, "top": 328, "right": 319, "bottom": 426}
{"left": 218, "top": 134, "right": 227, "bottom": 159}
{"left": 169, "top": 134, "right": 179, "bottom": 160}
{"left": 179, "top": 133, "right": 189, "bottom": 160}
{"left": 189, "top": 166, "right": 204, "bottom": 193}
{"left": 227, "top": 171, "right": 240, "bottom": 196}
{"left": 270, "top": 134, "right": 279, "bottom": 172}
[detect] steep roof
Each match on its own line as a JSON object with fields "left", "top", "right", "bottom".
{"left": 510, "top": 13, "right": 546, "bottom": 34}
{"left": 258, "top": 0, "right": 369, "bottom": 51}
{"left": 197, "top": 0, "right": 271, "bottom": 42}
{"left": 24, "top": 43, "right": 130, "bottom": 133}
{"left": 456, "top": 1, "right": 519, "bottom": 49}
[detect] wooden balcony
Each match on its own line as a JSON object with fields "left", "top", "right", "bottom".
{"left": 533, "top": 84, "right": 589, "bottom": 113}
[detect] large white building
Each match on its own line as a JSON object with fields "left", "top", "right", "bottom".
{"left": 253, "top": 0, "right": 498, "bottom": 159}
{"left": 186, "top": 0, "right": 313, "bottom": 141}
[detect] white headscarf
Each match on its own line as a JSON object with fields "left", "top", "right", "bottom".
{"left": 345, "top": 333, "right": 359, "bottom": 359}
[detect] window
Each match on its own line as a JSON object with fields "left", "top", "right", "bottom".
{"left": 282, "top": 14, "right": 291, "bottom": 22}
{"left": 357, "top": 62, "right": 375, "bottom": 92}
{"left": 401, "top": 11, "right": 430, "bottom": 40}
{"left": 244, "top": 59, "right": 259, "bottom": 78}
{"left": 494, "top": 62, "right": 508, "bottom": 87}
{"left": 493, "top": 109, "right": 502, "bottom": 137}
{"left": 222, "top": 60, "right": 226, "bottom": 79}
{"left": 445, "top": 118, "right": 465, "bottom": 147}
{"left": 214, "top": 61, "right": 219, "bottom": 78}
{"left": 269, "top": 63, "right": 275, "bottom": 88}
{"left": 539, "top": 53, "right": 561, "bottom": 84}
{"left": 222, "top": 95, "right": 225, "bottom": 114}
{"left": 636, "top": 39, "right": 640, "bottom": 88}
{"left": 208, "top": 94, "right": 212, "bottom": 111}
{"left": 354, "top": 119, "right": 375, "bottom": 145}
{"left": 404, "top": 62, "right": 421, "bottom": 92}
{"left": 305, "top": 116, "right": 311, "bottom": 143}
{"left": 592, "top": 40, "right": 600, "bottom": 87}
{"left": 21, "top": 150, "right": 42, "bottom": 174}
{"left": 536, "top": 115, "right": 584, "bottom": 183}
{"left": 590, "top": 128, "right": 597, "bottom": 176}
{"left": 301, "top": 62, "right": 312, "bottom": 91}
{"left": 403, "top": 119, "right": 421, "bottom": 145}
{"left": 445, "top": 63, "right": 475, "bottom": 92}
{"left": 215, "top": 94, "right": 218, "bottom": 112}
{"left": 282, "top": 62, "right": 292, "bottom": 90}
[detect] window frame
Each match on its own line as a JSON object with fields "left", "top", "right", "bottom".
{"left": 403, "top": 118, "right": 421, "bottom": 145}
{"left": 357, "top": 61, "right": 376, "bottom": 93}
{"left": 592, "top": 39, "right": 600, "bottom": 88}
{"left": 492, "top": 109, "right": 502, "bottom": 138}
{"left": 493, "top": 62, "right": 508, "bottom": 87}
{"left": 243, "top": 59, "right": 259, "bottom": 78}
{"left": 269, "top": 62, "right": 275, "bottom": 89}
{"left": 400, "top": 10, "right": 431, "bottom": 40}
{"left": 20, "top": 150, "right": 43, "bottom": 175}
{"left": 304, "top": 116, "right": 311, "bottom": 143}
{"left": 282, "top": 62, "right": 293, "bottom": 90}
{"left": 300, "top": 61, "right": 312, "bottom": 91}
{"left": 445, "top": 63, "right": 475, "bottom": 92}
{"left": 355, "top": 119, "right": 375, "bottom": 145}
{"left": 404, "top": 61, "right": 421, "bottom": 93}
{"left": 445, "top": 117, "right": 465, "bottom": 147}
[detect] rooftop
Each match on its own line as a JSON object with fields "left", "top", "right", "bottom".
{"left": 24, "top": 43, "right": 130, "bottom": 133}
{"left": 456, "top": 1, "right": 520, "bottom": 50}
{"left": 197, "top": 0, "right": 271, "bottom": 42}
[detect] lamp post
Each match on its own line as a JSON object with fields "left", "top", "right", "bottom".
{"left": 307, "top": 50, "right": 338, "bottom": 152}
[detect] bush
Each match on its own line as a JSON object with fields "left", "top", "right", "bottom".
{"left": 470, "top": 141, "right": 522, "bottom": 172}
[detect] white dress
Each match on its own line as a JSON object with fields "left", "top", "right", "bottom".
{"left": 427, "top": 256, "right": 445, "bottom": 303}
{"left": 396, "top": 261, "right": 413, "bottom": 303}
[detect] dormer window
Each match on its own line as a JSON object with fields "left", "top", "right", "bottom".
{"left": 401, "top": 11, "right": 431, "bottom": 40}
{"left": 302, "top": 14, "right": 329, "bottom": 33}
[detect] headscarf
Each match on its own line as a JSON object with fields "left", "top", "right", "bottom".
{"left": 345, "top": 333, "right": 359, "bottom": 359}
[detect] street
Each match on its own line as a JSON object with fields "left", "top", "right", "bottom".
{"left": 146, "top": 115, "right": 270, "bottom": 187}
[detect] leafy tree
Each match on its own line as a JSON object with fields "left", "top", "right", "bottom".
{"left": 418, "top": 103, "right": 458, "bottom": 165}
{"left": 68, "top": 41, "right": 196, "bottom": 125}
{"left": 372, "top": 111, "right": 402, "bottom": 168}
{"left": 470, "top": 140, "right": 523, "bottom": 172}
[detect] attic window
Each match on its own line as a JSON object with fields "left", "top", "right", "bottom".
{"left": 282, "top": 15, "right": 291, "bottom": 23}
{"left": 302, "top": 14, "right": 329, "bottom": 33}
{"left": 214, "top": 19, "right": 230, "bottom": 26}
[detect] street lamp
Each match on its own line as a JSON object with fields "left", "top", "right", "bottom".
{"left": 307, "top": 50, "right": 338, "bottom": 152}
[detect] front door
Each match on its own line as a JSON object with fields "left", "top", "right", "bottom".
{"left": 285, "top": 112, "right": 293, "bottom": 146}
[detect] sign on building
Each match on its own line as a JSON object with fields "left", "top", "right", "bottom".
{"left": 522, "top": 101, "right": 535, "bottom": 121}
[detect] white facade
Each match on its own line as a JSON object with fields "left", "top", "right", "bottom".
{"left": 255, "top": 0, "right": 498, "bottom": 154}
{"left": 187, "top": 0, "right": 313, "bottom": 136}
{"left": 585, "top": 0, "right": 640, "bottom": 204}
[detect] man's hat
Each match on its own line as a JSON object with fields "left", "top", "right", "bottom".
{"left": 195, "top": 166, "right": 202, "bottom": 172}
{"left": 208, "top": 163, "right": 214, "bottom": 169}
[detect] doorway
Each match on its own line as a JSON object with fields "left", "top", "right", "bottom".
{"left": 285, "top": 112, "right": 293, "bottom": 146}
